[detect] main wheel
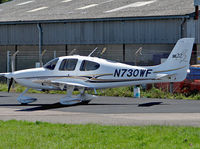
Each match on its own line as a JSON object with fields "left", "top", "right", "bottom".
{"left": 81, "top": 100, "right": 91, "bottom": 105}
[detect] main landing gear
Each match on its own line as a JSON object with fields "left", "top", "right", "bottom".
{"left": 16, "top": 86, "right": 96, "bottom": 106}
{"left": 60, "top": 86, "right": 96, "bottom": 105}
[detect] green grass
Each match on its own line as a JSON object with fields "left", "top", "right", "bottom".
{"left": 0, "top": 120, "right": 200, "bottom": 149}
{"left": 0, "top": 83, "right": 200, "bottom": 100}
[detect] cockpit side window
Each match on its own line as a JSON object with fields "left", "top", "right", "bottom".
{"left": 44, "top": 58, "right": 59, "bottom": 70}
{"left": 59, "top": 59, "right": 78, "bottom": 71}
{"left": 80, "top": 60, "right": 100, "bottom": 71}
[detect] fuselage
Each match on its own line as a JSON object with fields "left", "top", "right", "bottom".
{"left": 11, "top": 55, "right": 162, "bottom": 90}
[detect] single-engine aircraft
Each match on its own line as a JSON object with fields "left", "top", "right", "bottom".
{"left": 0, "top": 38, "right": 195, "bottom": 105}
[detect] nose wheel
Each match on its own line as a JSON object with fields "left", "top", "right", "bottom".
{"left": 17, "top": 88, "right": 37, "bottom": 104}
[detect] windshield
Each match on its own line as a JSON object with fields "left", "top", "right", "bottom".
{"left": 44, "top": 58, "right": 59, "bottom": 70}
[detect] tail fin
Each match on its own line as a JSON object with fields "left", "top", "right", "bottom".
{"left": 154, "top": 38, "right": 195, "bottom": 82}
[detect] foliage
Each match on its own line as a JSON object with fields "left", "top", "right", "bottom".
{"left": 0, "top": 0, "right": 12, "bottom": 3}
{"left": 0, "top": 83, "right": 200, "bottom": 100}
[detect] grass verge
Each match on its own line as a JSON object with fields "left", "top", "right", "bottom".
{"left": 0, "top": 83, "right": 200, "bottom": 100}
{"left": 0, "top": 120, "right": 200, "bottom": 149}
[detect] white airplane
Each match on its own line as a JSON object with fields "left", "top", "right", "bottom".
{"left": 0, "top": 38, "right": 195, "bottom": 105}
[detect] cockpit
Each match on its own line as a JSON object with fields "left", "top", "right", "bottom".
{"left": 43, "top": 58, "right": 59, "bottom": 70}
{"left": 44, "top": 57, "right": 100, "bottom": 71}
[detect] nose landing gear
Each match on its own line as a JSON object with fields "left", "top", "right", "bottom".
{"left": 17, "top": 88, "right": 37, "bottom": 104}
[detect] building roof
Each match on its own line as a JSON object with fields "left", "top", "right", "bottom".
{"left": 0, "top": 0, "right": 196, "bottom": 23}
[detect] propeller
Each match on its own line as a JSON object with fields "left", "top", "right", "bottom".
{"left": 8, "top": 78, "right": 14, "bottom": 93}
{"left": 7, "top": 50, "right": 19, "bottom": 93}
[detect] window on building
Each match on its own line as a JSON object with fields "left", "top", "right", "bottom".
{"left": 80, "top": 60, "right": 100, "bottom": 71}
{"left": 44, "top": 58, "right": 59, "bottom": 70}
{"left": 59, "top": 59, "right": 78, "bottom": 71}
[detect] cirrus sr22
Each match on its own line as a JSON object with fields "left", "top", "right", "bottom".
{"left": 0, "top": 38, "right": 195, "bottom": 105}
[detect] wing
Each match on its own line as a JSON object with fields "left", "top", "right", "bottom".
{"left": 51, "top": 80, "right": 92, "bottom": 88}
{"left": 33, "top": 78, "right": 94, "bottom": 90}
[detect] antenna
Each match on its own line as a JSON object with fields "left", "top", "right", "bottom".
{"left": 88, "top": 47, "right": 98, "bottom": 57}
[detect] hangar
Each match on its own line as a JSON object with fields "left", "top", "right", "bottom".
{"left": 0, "top": 0, "right": 199, "bottom": 72}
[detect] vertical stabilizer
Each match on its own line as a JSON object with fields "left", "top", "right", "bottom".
{"left": 155, "top": 38, "right": 195, "bottom": 82}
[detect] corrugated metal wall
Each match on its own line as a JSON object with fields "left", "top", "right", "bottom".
{"left": 0, "top": 18, "right": 182, "bottom": 45}
{"left": 42, "top": 19, "right": 181, "bottom": 44}
{"left": 0, "top": 24, "right": 38, "bottom": 45}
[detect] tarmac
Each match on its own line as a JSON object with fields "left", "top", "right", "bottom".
{"left": 0, "top": 92, "right": 200, "bottom": 126}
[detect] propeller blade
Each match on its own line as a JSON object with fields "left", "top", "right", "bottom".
{"left": 8, "top": 78, "right": 14, "bottom": 93}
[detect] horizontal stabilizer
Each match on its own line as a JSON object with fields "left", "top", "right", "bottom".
{"left": 156, "top": 73, "right": 176, "bottom": 80}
